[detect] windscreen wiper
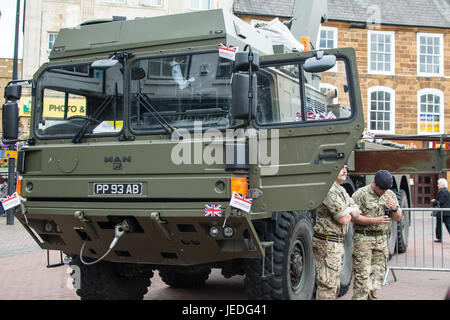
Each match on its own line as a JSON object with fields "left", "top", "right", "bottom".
{"left": 72, "top": 96, "right": 113, "bottom": 143}
{"left": 135, "top": 93, "right": 175, "bottom": 134}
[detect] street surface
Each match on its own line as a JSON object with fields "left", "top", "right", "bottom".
{"left": 0, "top": 214, "right": 448, "bottom": 300}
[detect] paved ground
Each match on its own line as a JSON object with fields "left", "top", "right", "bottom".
{"left": 0, "top": 215, "right": 449, "bottom": 300}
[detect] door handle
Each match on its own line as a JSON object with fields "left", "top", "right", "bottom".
{"left": 318, "top": 152, "right": 345, "bottom": 160}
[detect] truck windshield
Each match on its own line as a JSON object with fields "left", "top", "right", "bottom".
{"left": 35, "top": 62, "right": 124, "bottom": 140}
{"left": 129, "top": 51, "right": 232, "bottom": 133}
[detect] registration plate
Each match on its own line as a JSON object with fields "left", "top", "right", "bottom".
{"left": 94, "top": 183, "right": 143, "bottom": 196}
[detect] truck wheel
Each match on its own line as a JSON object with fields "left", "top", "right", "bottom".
{"left": 158, "top": 267, "right": 211, "bottom": 288}
{"left": 338, "top": 222, "right": 353, "bottom": 297}
{"left": 70, "top": 256, "right": 153, "bottom": 300}
{"left": 395, "top": 190, "right": 409, "bottom": 253}
{"left": 386, "top": 217, "right": 398, "bottom": 259}
{"left": 245, "top": 211, "right": 315, "bottom": 300}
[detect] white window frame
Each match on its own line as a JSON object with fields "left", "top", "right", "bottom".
{"left": 367, "top": 86, "right": 396, "bottom": 134}
{"left": 190, "top": 0, "right": 210, "bottom": 10}
{"left": 47, "top": 32, "right": 58, "bottom": 57}
{"left": 140, "top": 0, "right": 162, "bottom": 6}
{"left": 417, "top": 88, "right": 444, "bottom": 135}
{"left": 317, "top": 26, "right": 338, "bottom": 50}
{"left": 417, "top": 33, "right": 444, "bottom": 77}
{"left": 367, "top": 30, "right": 395, "bottom": 75}
{"left": 316, "top": 26, "right": 338, "bottom": 72}
{"left": 102, "top": 0, "right": 125, "bottom": 3}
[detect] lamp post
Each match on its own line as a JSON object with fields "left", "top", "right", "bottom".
{"left": 6, "top": 0, "right": 21, "bottom": 225}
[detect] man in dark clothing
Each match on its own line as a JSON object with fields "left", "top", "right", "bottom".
{"left": 431, "top": 178, "right": 450, "bottom": 243}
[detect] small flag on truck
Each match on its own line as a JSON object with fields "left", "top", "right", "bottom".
{"left": 218, "top": 43, "right": 238, "bottom": 61}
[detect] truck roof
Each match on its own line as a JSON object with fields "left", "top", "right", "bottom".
{"left": 49, "top": 9, "right": 274, "bottom": 62}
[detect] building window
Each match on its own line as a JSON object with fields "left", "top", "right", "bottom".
{"left": 417, "top": 33, "right": 443, "bottom": 76}
{"left": 418, "top": 89, "right": 444, "bottom": 134}
{"left": 317, "top": 26, "right": 337, "bottom": 50}
{"left": 140, "top": 0, "right": 162, "bottom": 6}
{"left": 190, "top": 0, "right": 210, "bottom": 10}
{"left": 47, "top": 32, "right": 58, "bottom": 58}
{"left": 48, "top": 33, "right": 58, "bottom": 51}
{"left": 368, "top": 86, "right": 395, "bottom": 134}
{"left": 102, "top": 0, "right": 125, "bottom": 3}
{"left": 368, "top": 30, "right": 395, "bottom": 75}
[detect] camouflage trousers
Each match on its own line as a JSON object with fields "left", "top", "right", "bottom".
{"left": 352, "top": 233, "right": 388, "bottom": 300}
{"left": 312, "top": 237, "right": 345, "bottom": 300}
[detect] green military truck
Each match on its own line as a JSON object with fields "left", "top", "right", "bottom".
{"left": 3, "top": 7, "right": 368, "bottom": 299}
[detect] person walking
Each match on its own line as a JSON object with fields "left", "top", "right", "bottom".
{"left": 351, "top": 170, "right": 402, "bottom": 300}
{"left": 313, "top": 164, "right": 360, "bottom": 299}
{"left": 431, "top": 178, "right": 450, "bottom": 243}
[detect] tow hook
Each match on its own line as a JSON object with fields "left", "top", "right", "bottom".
{"left": 74, "top": 210, "right": 99, "bottom": 239}
{"left": 150, "top": 211, "right": 173, "bottom": 241}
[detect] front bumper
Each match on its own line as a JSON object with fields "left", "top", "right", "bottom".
{"left": 15, "top": 200, "right": 265, "bottom": 265}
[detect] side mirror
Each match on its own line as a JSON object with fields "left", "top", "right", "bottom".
{"left": 232, "top": 73, "right": 256, "bottom": 120}
{"left": 131, "top": 67, "right": 146, "bottom": 80}
{"left": 304, "top": 53, "right": 336, "bottom": 73}
{"left": 5, "top": 84, "right": 22, "bottom": 101}
{"left": 234, "top": 51, "right": 260, "bottom": 72}
{"left": 2, "top": 101, "right": 19, "bottom": 140}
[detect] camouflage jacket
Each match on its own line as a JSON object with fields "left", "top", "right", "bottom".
{"left": 352, "top": 184, "right": 399, "bottom": 232}
{"left": 314, "top": 182, "right": 357, "bottom": 236}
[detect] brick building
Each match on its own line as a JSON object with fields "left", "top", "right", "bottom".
{"left": 233, "top": 0, "right": 450, "bottom": 206}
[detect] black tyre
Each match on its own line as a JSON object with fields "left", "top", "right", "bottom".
{"left": 70, "top": 256, "right": 153, "bottom": 300}
{"left": 386, "top": 211, "right": 398, "bottom": 259}
{"left": 338, "top": 222, "right": 353, "bottom": 297}
{"left": 245, "top": 211, "right": 315, "bottom": 300}
{"left": 158, "top": 267, "right": 211, "bottom": 288}
{"left": 395, "top": 190, "right": 410, "bottom": 253}
{"left": 338, "top": 177, "right": 356, "bottom": 297}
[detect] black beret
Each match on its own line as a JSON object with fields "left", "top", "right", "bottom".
{"left": 374, "top": 170, "right": 393, "bottom": 190}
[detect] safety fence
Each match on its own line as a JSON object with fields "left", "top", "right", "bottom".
{"left": 383, "top": 208, "right": 450, "bottom": 285}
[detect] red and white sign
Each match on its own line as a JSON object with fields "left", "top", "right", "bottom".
{"left": 229, "top": 191, "right": 253, "bottom": 213}
{"left": 1, "top": 192, "right": 21, "bottom": 211}
{"left": 218, "top": 43, "right": 238, "bottom": 61}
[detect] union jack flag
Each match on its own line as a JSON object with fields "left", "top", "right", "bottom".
{"left": 204, "top": 204, "right": 222, "bottom": 217}
{"left": 1, "top": 192, "right": 19, "bottom": 205}
{"left": 233, "top": 192, "right": 253, "bottom": 205}
{"left": 304, "top": 108, "right": 337, "bottom": 121}
{"left": 362, "top": 131, "right": 375, "bottom": 139}
{"left": 219, "top": 43, "right": 238, "bottom": 53}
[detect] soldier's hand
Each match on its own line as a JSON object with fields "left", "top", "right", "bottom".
{"left": 349, "top": 207, "right": 361, "bottom": 219}
{"left": 377, "top": 215, "right": 390, "bottom": 225}
{"left": 386, "top": 197, "right": 397, "bottom": 211}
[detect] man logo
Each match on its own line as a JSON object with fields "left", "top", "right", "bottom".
{"left": 104, "top": 156, "right": 132, "bottom": 170}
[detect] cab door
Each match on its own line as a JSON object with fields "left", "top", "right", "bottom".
{"left": 249, "top": 47, "right": 364, "bottom": 213}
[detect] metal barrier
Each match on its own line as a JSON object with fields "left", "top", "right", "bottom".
{"left": 383, "top": 208, "right": 450, "bottom": 285}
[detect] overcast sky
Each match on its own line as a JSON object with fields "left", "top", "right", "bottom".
{"left": 0, "top": 0, "right": 24, "bottom": 59}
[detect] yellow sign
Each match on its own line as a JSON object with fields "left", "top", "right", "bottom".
{"left": 19, "top": 97, "right": 87, "bottom": 118}
{"left": 19, "top": 98, "right": 32, "bottom": 116}
{"left": 419, "top": 113, "right": 440, "bottom": 133}
{"left": 4, "top": 151, "right": 18, "bottom": 159}
{"left": 43, "top": 97, "right": 86, "bottom": 118}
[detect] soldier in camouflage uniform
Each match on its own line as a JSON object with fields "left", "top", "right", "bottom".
{"left": 351, "top": 170, "right": 402, "bottom": 300}
{"left": 313, "top": 164, "right": 360, "bottom": 299}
